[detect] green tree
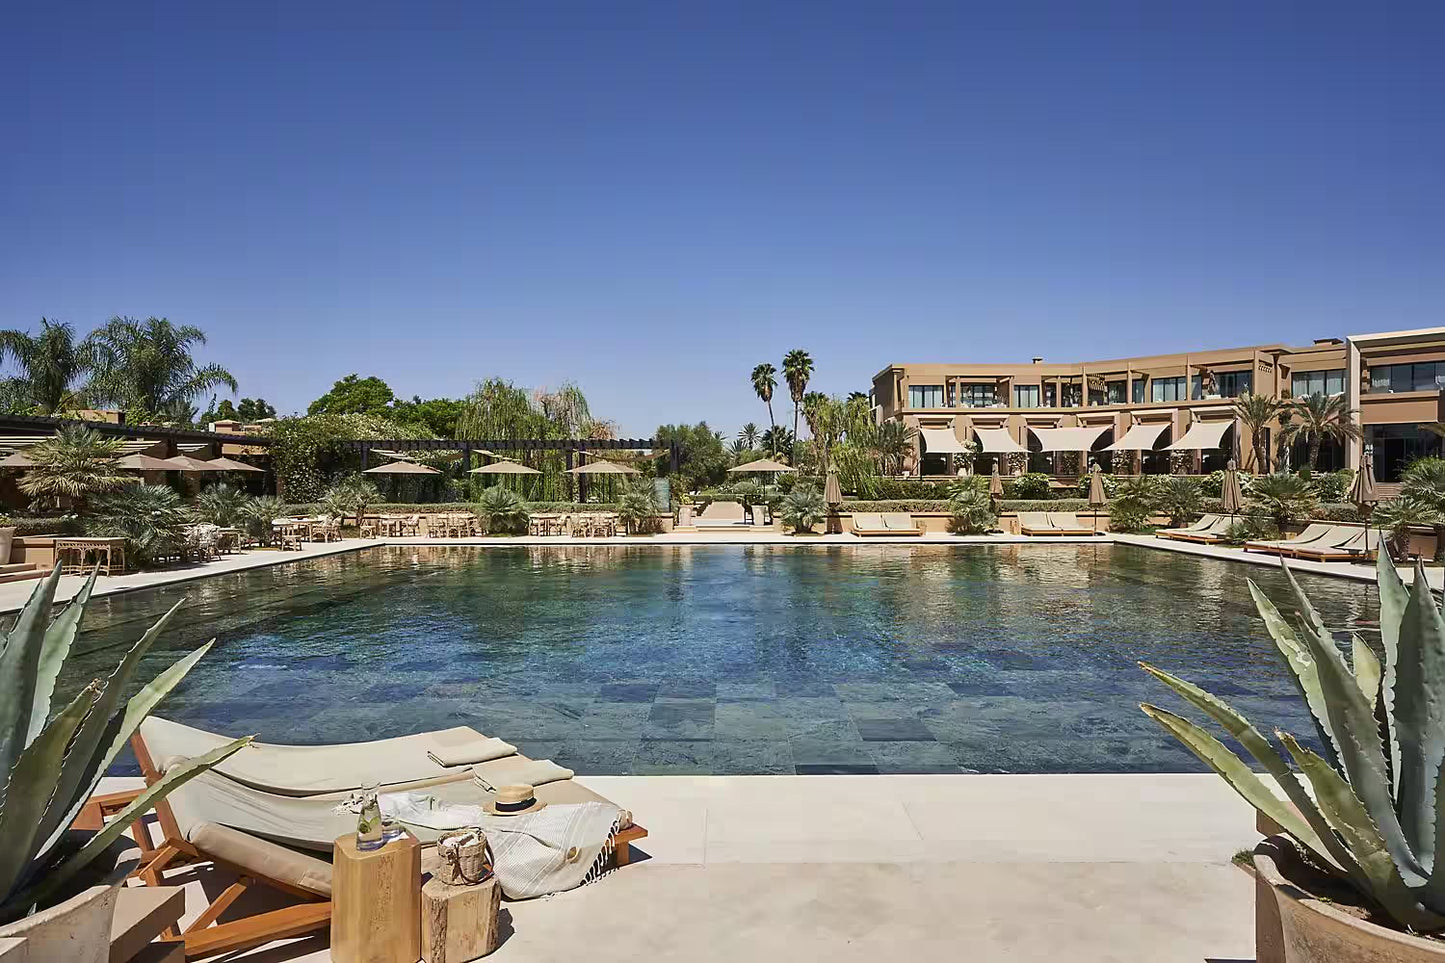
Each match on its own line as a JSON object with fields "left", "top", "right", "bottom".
{"left": 655, "top": 422, "right": 730, "bottom": 490}
{"left": 89, "top": 484, "right": 189, "bottom": 567}
{"left": 782, "top": 349, "right": 814, "bottom": 447}
{"left": 84, "top": 317, "right": 236, "bottom": 419}
{"left": 307, "top": 374, "right": 396, "bottom": 416}
{"left": 778, "top": 484, "right": 826, "bottom": 534}
{"left": 1282, "top": 392, "right": 1362, "bottom": 472}
{"left": 759, "top": 425, "right": 795, "bottom": 463}
{"left": 19, "top": 425, "right": 129, "bottom": 512}
{"left": 750, "top": 364, "right": 778, "bottom": 447}
{"left": 616, "top": 478, "right": 662, "bottom": 534}
{"left": 1233, "top": 392, "right": 1280, "bottom": 474}
{"left": 192, "top": 483, "right": 252, "bottom": 527}
{"left": 475, "top": 485, "right": 528, "bottom": 534}
{"left": 0, "top": 318, "right": 92, "bottom": 414}
{"left": 391, "top": 396, "right": 466, "bottom": 437}
{"left": 738, "top": 423, "right": 760, "bottom": 449}
{"left": 237, "top": 398, "right": 277, "bottom": 421}
{"left": 1248, "top": 472, "right": 1319, "bottom": 528}
{"left": 873, "top": 420, "right": 916, "bottom": 476}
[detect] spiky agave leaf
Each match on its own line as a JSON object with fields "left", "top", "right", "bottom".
{"left": 28, "top": 571, "right": 97, "bottom": 746}
{"left": 1248, "top": 580, "right": 1340, "bottom": 763}
{"left": 1389, "top": 562, "right": 1445, "bottom": 872}
{"left": 1353, "top": 636, "right": 1383, "bottom": 713}
{"left": 0, "top": 566, "right": 65, "bottom": 782}
{"left": 1378, "top": 549, "right": 1411, "bottom": 790}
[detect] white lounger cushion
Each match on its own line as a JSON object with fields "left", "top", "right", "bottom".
{"left": 881, "top": 514, "right": 917, "bottom": 531}
{"left": 141, "top": 717, "right": 515, "bottom": 796}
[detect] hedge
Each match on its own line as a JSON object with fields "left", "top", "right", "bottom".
{"left": 6, "top": 516, "right": 86, "bottom": 537}
{"left": 279, "top": 501, "right": 622, "bottom": 515}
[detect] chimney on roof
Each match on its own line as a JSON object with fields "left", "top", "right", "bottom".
{"left": 1031, "top": 357, "right": 1044, "bottom": 365}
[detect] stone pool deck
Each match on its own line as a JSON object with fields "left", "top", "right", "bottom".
{"left": 102, "top": 772, "right": 1259, "bottom": 962}
{"left": 2, "top": 527, "right": 1430, "bottom": 615}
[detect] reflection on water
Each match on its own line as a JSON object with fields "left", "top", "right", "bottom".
{"left": 57, "top": 544, "right": 1376, "bottom": 776}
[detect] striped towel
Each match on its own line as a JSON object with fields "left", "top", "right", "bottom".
{"left": 480, "top": 802, "right": 626, "bottom": 899}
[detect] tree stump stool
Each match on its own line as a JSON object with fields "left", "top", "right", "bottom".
{"left": 422, "top": 877, "right": 500, "bottom": 963}
{"left": 331, "top": 832, "right": 421, "bottom": 963}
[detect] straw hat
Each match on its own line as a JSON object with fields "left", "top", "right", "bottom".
{"left": 485, "top": 784, "right": 546, "bottom": 816}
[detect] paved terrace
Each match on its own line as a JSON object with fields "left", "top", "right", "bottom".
{"left": 2, "top": 526, "right": 1434, "bottom": 614}
{"left": 101, "top": 773, "right": 1259, "bottom": 962}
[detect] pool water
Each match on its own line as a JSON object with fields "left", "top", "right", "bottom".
{"left": 58, "top": 544, "right": 1374, "bottom": 775}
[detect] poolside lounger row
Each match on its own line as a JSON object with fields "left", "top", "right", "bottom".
{"left": 1156, "top": 514, "right": 1234, "bottom": 544}
{"left": 851, "top": 512, "right": 924, "bottom": 536}
{"left": 1244, "top": 523, "right": 1379, "bottom": 561}
{"left": 1018, "top": 512, "right": 1100, "bottom": 536}
{"left": 87, "top": 719, "right": 648, "bottom": 959}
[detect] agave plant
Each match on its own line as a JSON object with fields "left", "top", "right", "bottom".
{"left": 1141, "top": 552, "right": 1445, "bottom": 931}
{"left": 0, "top": 568, "right": 248, "bottom": 922}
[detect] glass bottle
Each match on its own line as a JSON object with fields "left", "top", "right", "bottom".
{"left": 357, "top": 782, "right": 384, "bottom": 851}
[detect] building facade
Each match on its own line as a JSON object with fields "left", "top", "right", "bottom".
{"left": 870, "top": 326, "right": 1444, "bottom": 481}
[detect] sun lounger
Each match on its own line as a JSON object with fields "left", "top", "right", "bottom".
{"left": 850, "top": 513, "right": 891, "bottom": 536}
{"left": 1158, "top": 514, "right": 1234, "bottom": 543}
{"left": 1045, "top": 512, "right": 1098, "bottom": 535}
{"left": 105, "top": 719, "right": 648, "bottom": 959}
{"left": 138, "top": 717, "right": 514, "bottom": 796}
{"left": 880, "top": 513, "right": 924, "bottom": 535}
{"left": 1243, "top": 523, "right": 1336, "bottom": 556}
{"left": 1155, "top": 514, "right": 1222, "bottom": 539}
{"left": 694, "top": 501, "right": 747, "bottom": 528}
{"left": 1017, "top": 512, "right": 1062, "bottom": 536}
{"left": 1287, "top": 526, "right": 1379, "bottom": 562}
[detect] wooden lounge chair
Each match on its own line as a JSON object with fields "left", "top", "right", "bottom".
{"left": 880, "top": 512, "right": 924, "bottom": 535}
{"left": 1159, "top": 515, "right": 1234, "bottom": 544}
{"left": 1017, "top": 512, "right": 1064, "bottom": 536}
{"left": 1286, "top": 526, "right": 1379, "bottom": 562}
{"left": 1155, "top": 514, "right": 1223, "bottom": 539}
{"left": 1243, "top": 523, "right": 1336, "bottom": 556}
{"left": 97, "top": 721, "right": 648, "bottom": 959}
{"left": 1045, "top": 512, "right": 1098, "bottom": 535}
{"left": 850, "top": 513, "right": 892, "bottom": 536}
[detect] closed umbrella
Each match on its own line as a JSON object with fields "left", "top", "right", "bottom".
{"left": 988, "top": 461, "right": 1005, "bottom": 501}
{"left": 1087, "top": 463, "right": 1108, "bottom": 535}
{"left": 823, "top": 467, "right": 843, "bottom": 536}
{"left": 1220, "top": 458, "right": 1244, "bottom": 522}
{"left": 1351, "top": 452, "right": 1380, "bottom": 558}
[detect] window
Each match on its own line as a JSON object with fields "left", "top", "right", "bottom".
{"left": 1151, "top": 376, "right": 1186, "bottom": 403}
{"left": 1291, "top": 369, "right": 1344, "bottom": 398}
{"left": 1107, "top": 381, "right": 1127, "bottom": 404}
{"left": 1216, "top": 371, "right": 1252, "bottom": 397}
{"left": 1369, "top": 363, "right": 1445, "bottom": 394}
{"left": 1013, "top": 385, "right": 1040, "bottom": 408}
{"left": 1190, "top": 375, "right": 1202, "bottom": 400}
{"left": 957, "top": 384, "right": 997, "bottom": 407}
{"left": 908, "top": 384, "right": 943, "bottom": 408}
{"left": 1042, "top": 384, "right": 1057, "bottom": 407}
{"left": 1132, "top": 379, "right": 1147, "bottom": 403}
{"left": 1062, "top": 384, "right": 1082, "bottom": 408}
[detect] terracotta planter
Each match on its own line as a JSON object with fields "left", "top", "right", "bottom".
{"left": 1253, "top": 845, "right": 1445, "bottom": 963}
{"left": 0, "top": 839, "right": 140, "bottom": 963}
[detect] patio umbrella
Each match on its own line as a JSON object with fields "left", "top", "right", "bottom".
{"left": 468, "top": 461, "right": 541, "bottom": 475}
{"left": 1087, "top": 463, "right": 1108, "bottom": 535}
{"left": 565, "top": 460, "right": 640, "bottom": 474}
{"left": 823, "top": 467, "right": 843, "bottom": 535}
{"left": 163, "top": 455, "right": 227, "bottom": 472}
{"left": 363, "top": 460, "right": 442, "bottom": 475}
{"left": 1220, "top": 458, "right": 1244, "bottom": 526}
{"left": 0, "top": 451, "right": 34, "bottom": 469}
{"left": 727, "top": 458, "right": 796, "bottom": 474}
{"left": 1351, "top": 452, "right": 1380, "bottom": 559}
{"left": 988, "top": 461, "right": 1005, "bottom": 502}
{"left": 117, "top": 453, "right": 179, "bottom": 472}
{"left": 207, "top": 456, "right": 265, "bottom": 472}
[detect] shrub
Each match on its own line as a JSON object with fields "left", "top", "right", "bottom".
{"left": 616, "top": 479, "right": 662, "bottom": 534}
{"left": 321, "top": 474, "right": 384, "bottom": 524}
{"left": 475, "top": 485, "right": 528, "bottom": 534}
{"left": 1005, "top": 473, "right": 1053, "bottom": 500}
{"left": 193, "top": 483, "right": 252, "bottom": 528}
{"left": 241, "top": 495, "right": 286, "bottom": 546}
{"left": 1108, "top": 499, "right": 1154, "bottom": 533}
{"left": 1311, "top": 468, "right": 1355, "bottom": 502}
{"left": 948, "top": 489, "right": 996, "bottom": 535}
{"left": 779, "top": 484, "right": 827, "bottom": 534}
{"left": 1249, "top": 472, "right": 1319, "bottom": 528}
{"left": 1074, "top": 473, "right": 1120, "bottom": 500}
{"left": 841, "top": 499, "right": 951, "bottom": 513}
{"left": 88, "top": 484, "right": 190, "bottom": 568}
{"left": 1155, "top": 476, "right": 1203, "bottom": 527}
{"left": 1221, "top": 516, "right": 1279, "bottom": 545}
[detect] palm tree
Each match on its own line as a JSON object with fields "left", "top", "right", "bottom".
{"left": 1390, "top": 456, "right": 1445, "bottom": 560}
{"left": 760, "top": 425, "right": 794, "bottom": 460}
{"left": 1281, "top": 392, "right": 1361, "bottom": 473}
{"left": 738, "top": 423, "right": 760, "bottom": 449}
{"left": 1248, "top": 472, "right": 1319, "bottom": 529}
{"left": 19, "top": 425, "right": 129, "bottom": 512}
{"left": 1233, "top": 392, "right": 1280, "bottom": 474}
{"left": 85, "top": 317, "right": 237, "bottom": 420}
{"left": 873, "top": 420, "right": 917, "bottom": 476}
{"left": 0, "top": 319, "right": 92, "bottom": 414}
{"left": 750, "top": 364, "right": 778, "bottom": 447}
{"left": 782, "top": 349, "right": 814, "bottom": 444}
{"left": 846, "top": 391, "right": 868, "bottom": 404}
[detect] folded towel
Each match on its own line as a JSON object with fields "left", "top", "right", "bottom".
{"left": 472, "top": 757, "right": 576, "bottom": 792}
{"left": 381, "top": 791, "right": 484, "bottom": 830}
{"left": 427, "top": 736, "right": 516, "bottom": 768}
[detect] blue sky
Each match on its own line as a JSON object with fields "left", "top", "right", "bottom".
{"left": 2, "top": 1, "right": 1441, "bottom": 437}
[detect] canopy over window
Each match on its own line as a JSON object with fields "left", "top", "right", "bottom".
{"left": 1104, "top": 423, "right": 1169, "bottom": 452}
{"left": 919, "top": 427, "right": 970, "bottom": 454}
{"left": 1167, "top": 419, "right": 1233, "bottom": 451}
{"left": 1028, "top": 426, "right": 1109, "bottom": 452}
{"left": 973, "top": 427, "right": 1027, "bottom": 453}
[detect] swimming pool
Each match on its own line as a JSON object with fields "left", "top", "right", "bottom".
{"left": 61, "top": 543, "right": 1372, "bottom": 775}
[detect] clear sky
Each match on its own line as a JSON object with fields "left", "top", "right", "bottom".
{"left": 3, "top": 1, "right": 1441, "bottom": 437}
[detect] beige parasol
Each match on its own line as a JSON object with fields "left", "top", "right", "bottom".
{"left": 207, "top": 456, "right": 265, "bottom": 472}
{"left": 988, "top": 461, "right": 1005, "bottom": 499}
{"left": 117, "top": 454, "right": 180, "bottom": 471}
{"left": 566, "top": 460, "right": 641, "bottom": 475}
{"left": 163, "top": 455, "right": 227, "bottom": 472}
{"left": 0, "top": 451, "right": 34, "bottom": 469}
{"left": 1349, "top": 453, "right": 1378, "bottom": 509}
{"left": 363, "top": 460, "right": 442, "bottom": 475}
{"left": 1087, "top": 463, "right": 1108, "bottom": 534}
{"left": 728, "top": 458, "right": 796, "bottom": 474}
{"left": 469, "top": 461, "right": 541, "bottom": 475}
{"left": 1220, "top": 459, "right": 1245, "bottom": 516}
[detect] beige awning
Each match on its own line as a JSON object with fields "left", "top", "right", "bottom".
{"left": 973, "top": 427, "right": 1027, "bottom": 454}
{"left": 1104, "top": 423, "right": 1169, "bottom": 452}
{"left": 1167, "top": 420, "right": 1233, "bottom": 451}
{"left": 918, "top": 428, "right": 970, "bottom": 455}
{"left": 1028, "top": 426, "right": 1109, "bottom": 452}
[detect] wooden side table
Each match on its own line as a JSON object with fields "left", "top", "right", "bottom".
{"left": 331, "top": 832, "right": 421, "bottom": 963}
{"left": 421, "top": 877, "right": 500, "bottom": 963}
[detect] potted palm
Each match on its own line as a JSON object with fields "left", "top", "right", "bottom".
{"left": 1140, "top": 552, "right": 1445, "bottom": 961}
{"left": 0, "top": 567, "right": 248, "bottom": 963}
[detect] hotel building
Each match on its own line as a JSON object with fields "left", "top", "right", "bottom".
{"left": 869, "top": 326, "right": 1445, "bottom": 484}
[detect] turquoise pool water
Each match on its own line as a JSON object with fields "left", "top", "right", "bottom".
{"left": 60, "top": 544, "right": 1373, "bottom": 775}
